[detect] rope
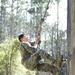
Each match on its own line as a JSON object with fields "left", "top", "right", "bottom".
{"left": 40, "top": 0, "right": 50, "bottom": 25}
{"left": 36, "top": 0, "right": 51, "bottom": 49}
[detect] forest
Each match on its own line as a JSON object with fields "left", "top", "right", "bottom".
{"left": 0, "top": 0, "right": 75, "bottom": 75}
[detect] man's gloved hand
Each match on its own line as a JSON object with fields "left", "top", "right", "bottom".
{"left": 35, "top": 35, "right": 41, "bottom": 44}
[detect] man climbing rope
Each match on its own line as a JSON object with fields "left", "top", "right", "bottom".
{"left": 18, "top": 27, "right": 63, "bottom": 75}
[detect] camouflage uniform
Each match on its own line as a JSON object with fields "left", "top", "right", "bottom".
{"left": 20, "top": 42, "right": 63, "bottom": 75}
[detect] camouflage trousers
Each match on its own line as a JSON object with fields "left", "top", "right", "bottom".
{"left": 23, "top": 50, "right": 62, "bottom": 75}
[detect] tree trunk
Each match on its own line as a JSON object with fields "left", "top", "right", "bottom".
{"left": 67, "top": 0, "right": 75, "bottom": 75}
{"left": 67, "top": 0, "right": 71, "bottom": 75}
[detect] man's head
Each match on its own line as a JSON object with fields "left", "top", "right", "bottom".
{"left": 18, "top": 33, "right": 29, "bottom": 42}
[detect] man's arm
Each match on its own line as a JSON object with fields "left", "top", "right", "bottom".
{"left": 29, "top": 26, "right": 42, "bottom": 46}
{"left": 29, "top": 40, "right": 41, "bottom": 46}
{"left": 35, "top": 26, "right": 42, "bottom": 45}
{"left": 21, "top": 42, "right": 37, "bottom": 54}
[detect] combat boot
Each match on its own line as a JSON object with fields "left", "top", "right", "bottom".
{"left": 53, "top": 55, "right": 63, "bottom": 68}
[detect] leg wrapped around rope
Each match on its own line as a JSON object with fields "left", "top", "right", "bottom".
{"left": 36, "top": 49, "right": 63, "bottom": 68}
{"left": 22, "top": 49, "right": 63, "bottom": 75}
{"left": 37, "top": 62, "right": 63, "bottom": 75}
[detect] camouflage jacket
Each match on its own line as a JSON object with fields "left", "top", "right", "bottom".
{"left": 20, "top": 41, "right": 41, "bottom": 65}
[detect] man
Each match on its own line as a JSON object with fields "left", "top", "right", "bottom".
{"left": 18, "top": 27, "right": 63, "bottom": 75}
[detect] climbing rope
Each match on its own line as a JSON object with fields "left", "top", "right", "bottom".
{"left": 40, "top": 0, "right": 50, "bottom": 25}
{"left": 36, "top": 0, "right": 50, "bottom": 48}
